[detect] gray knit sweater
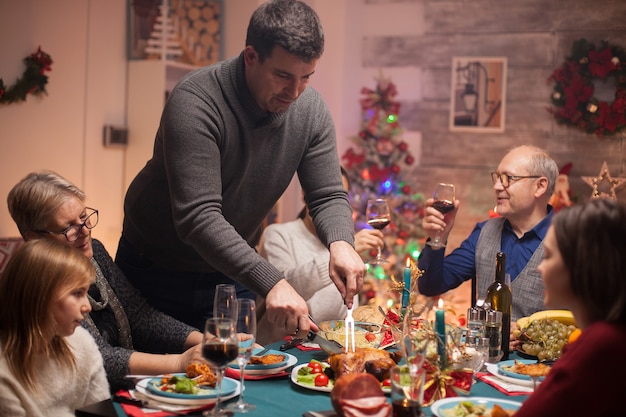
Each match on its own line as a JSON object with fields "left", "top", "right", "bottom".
{"left": 122, "top": 52, "right": 354, "bottom": 296}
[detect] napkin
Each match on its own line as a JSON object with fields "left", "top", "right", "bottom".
{"left": 115, "top": 389, "right": 211, "bottom": 416}
{"left": 475, "top": 372, "right": 533, "bottom": 395}
{"left": 225, "top": 367, "right": 289, "bottom": 380}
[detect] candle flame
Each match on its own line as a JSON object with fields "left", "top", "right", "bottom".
{"left": 438, "top": 298, "right": 444, "bottom": 309}
{"left": 405, "top": 256, "right": 411, "bottom": 268}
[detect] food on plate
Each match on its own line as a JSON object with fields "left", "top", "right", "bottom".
{"left": 156, "top": 374, "right": 202, "bottom": 394}
{"left": 327, "top": 347, "right": 402, "bottom": 381}
{"left": 515, "top": 317, "right": 578, "bottom": 361}
{"left": 186, "top": 363, "right": 217, "bottom": 387}
{"left": 249, "top": 353, "right": 286, "bottom": 365}
{"left": 441, "top": 401, "right": 515, "bottom": 417}
{"left": 296, "top": 360, "right": 334, "bottom": 388}
{"left": 502, "top": 360, "right": 551, "bottom": 377}
{"left": 330, "top": 373, "right": 391, "bottom": 417}
{"left": 319, "top": 320, "right": 384, "bottom": 349}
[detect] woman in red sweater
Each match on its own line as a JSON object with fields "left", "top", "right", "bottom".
{"left": 514, "top": 198, "right": 626, "bottom": 417}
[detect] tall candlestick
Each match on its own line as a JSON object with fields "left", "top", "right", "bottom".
{"left": 402, "top": 257, "right": 411, "bottom": 308}
{"left": 435, "top": 298, "right": 447, "bottom": 367}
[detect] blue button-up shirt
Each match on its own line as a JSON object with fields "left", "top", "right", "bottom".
{"left": 417, "top": 207, "right": 554, "bottom": 296}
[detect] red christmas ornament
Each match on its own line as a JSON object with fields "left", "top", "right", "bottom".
{"left": 401, "top": 184, "right": 412, "bottom": 194}
{"left": 405, "top": 155, "right": 415, "bottom": 165}
{"left": 391, "top": 164, "right": 400, "bottom": 174}
{"left": 398, "top": 141, "right": 408, "bottom": 152}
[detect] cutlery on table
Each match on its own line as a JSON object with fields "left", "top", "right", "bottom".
{"left": 250, "top": 345, "right": 272, "bottom": 359}
{"left": 345, "top": 294, "right": 358, "bottom": 352}
{"left": 279, "top": 338, "right": 304, "bottom": 351}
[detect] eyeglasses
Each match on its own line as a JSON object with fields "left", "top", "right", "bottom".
{"left": 490, "top": 172, "right": 541, "bottom": 188}
{"left": 35, "top": 207, "right": 99, "bottom": 242}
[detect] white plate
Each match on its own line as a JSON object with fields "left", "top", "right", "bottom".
{"left": 290, "top": 363, "right": 391, "bottom": 394}
{"left": 430, "top": 396, "right": 522, "bottom": 417}
{"left": 485, "top": 363, "right": 536, "bottom": 388}
{"left": 136, "top": 376, "right": 240, "bottom": 406}
{"left": 230, "top": 352, "right": 297, "bottom": 375}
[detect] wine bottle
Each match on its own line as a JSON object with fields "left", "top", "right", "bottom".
{"left": 485, "top": 252, "right": 512, "bottom": 360}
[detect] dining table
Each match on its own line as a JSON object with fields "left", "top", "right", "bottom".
{"left": 78, "top": 341, "right": 531, "bottom": 417}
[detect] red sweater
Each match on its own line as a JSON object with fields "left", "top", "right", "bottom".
{"left": 514, "top": 321, "right": 626, "bottom": 417}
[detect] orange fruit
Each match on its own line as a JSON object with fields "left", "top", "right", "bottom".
{"left": 568, "top": 328, "right": 582, "bottom": 344}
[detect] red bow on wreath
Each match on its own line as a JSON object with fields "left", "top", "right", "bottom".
{"left": 359, "top": 78, "right": 400, "bottom": 114}
{"left": 422, "top": 361, "right": 474, "bottom": 406}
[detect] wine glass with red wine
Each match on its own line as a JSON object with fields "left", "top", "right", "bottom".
{"left": 365, "top": 198, "right": 391, "bottom": 264}
{"left": 427, "top": 183, "right": 455, "bottom": 248}
{"left": 202, "top": 317, "right": 239, "bottom": 417}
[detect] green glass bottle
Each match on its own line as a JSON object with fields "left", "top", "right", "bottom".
{"left": 486, "top": 252, "right": 512, "bottom": 360}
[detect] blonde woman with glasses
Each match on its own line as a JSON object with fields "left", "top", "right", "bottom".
{"left": 7, "top": 170, "right": 207, "bottom": 392}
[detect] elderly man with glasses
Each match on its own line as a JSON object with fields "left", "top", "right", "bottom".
{"left": 417, "top": 145, "right": 558, "bottom": 322}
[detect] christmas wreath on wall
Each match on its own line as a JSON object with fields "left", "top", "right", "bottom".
{"left": 0, "top": 47, "right": 53, "bottom": 105}
{"left": 548, "top": 39, "right": 626, "bottom": 137}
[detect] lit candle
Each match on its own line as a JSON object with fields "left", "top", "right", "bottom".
{"left": 402, "top": 257, "right": 411, "bottom": 308}
{"left": 435, "top": 298, "right": 447, "bottom": 367}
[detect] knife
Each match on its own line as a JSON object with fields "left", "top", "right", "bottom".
{"left": 307, "top": 330, "right": 344, "bottom": 354}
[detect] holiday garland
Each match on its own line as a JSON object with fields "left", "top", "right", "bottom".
{"left": 0, "top": 47, "right": 53, "bottom": 105}
{"left": 548, "top": 39, "right": 626, "bottom": 137}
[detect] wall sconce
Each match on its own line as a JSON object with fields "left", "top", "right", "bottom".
{"left": 456, "top": 62, "right": 493, "bottom": 115}
{"left": 461, "top": 83, "right": 478, "bottom": 113}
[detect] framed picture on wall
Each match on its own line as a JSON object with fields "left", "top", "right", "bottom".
{"left": 449, "top": 57, "right": 507, "bottom": 133}
{"left": 128, "top": 0, "right": 223, "bottom": 67}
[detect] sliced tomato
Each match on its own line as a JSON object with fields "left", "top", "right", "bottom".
{"left": 308, "top": 361, "right": 323, "bottom": 374}
{"left": 365, "top": 332, "right": 376, "bottom": 342}
{"left": 314, "top": 373, "right": 329, "bottom": 387}
{"left": 382, "top": 378, "right": 391, "bottom": 387}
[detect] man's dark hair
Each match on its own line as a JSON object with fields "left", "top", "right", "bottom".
{"left": 246, "top": 0, "right": 324, "bottom": 62}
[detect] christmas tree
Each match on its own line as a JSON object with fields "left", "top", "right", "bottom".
{"left": 342, "top": 74, "right": 426, "bottom": 280}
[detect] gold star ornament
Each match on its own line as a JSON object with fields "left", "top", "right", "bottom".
{"left": 582, "top": 161, "right": 626, "bottom": 200}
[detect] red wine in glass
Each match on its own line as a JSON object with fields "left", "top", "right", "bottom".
{"left": 432, "top": 200, "right": 454, "bottom": 214}
{"left": 202, "top": 318, "right": 238, "bottom": 417}
{"left": 202, "top": 343, "right": 239, "bottom": 367}
{"left": 365, "top": 198, "right": 391, "bottom": 264}
{"left": 368, "top": 218, "right": 391, "bottom": 230}
{"left": 427, "top": 183, "right": 456, "bottom": 248}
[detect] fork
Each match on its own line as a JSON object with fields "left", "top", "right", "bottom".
{"left": 344, "top": 294, "right": 358, "bottom": 352}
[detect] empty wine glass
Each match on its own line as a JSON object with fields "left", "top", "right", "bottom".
{"left": 202, "top": 318, "right": 239, "bottom": 417}
{"left": 365, "top": 198, "right": 391, "bottom": 264}
{"left": 427, "top": 183, "right": 456, "bottom": 248}
{"left": 213, "top": 283, "right": 236, "bottom": 319}
{"left": 226, "top": 299, "right": 257, "bottom": 413}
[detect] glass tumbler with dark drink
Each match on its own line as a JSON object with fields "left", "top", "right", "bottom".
{"left": 390, "top": 365, "right": 424, "bottom": 417}
{"left": 427, "top": 183, "right": 456, "bottom": 248}
{"left": 365, "top": 198, "right": 391, "bottom": 265}
{"left": 202, "top": 317, "right": 238, "bottom": 417}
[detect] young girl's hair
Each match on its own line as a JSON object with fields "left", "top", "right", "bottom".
{"left": 0, "top": 239, "right": 95, "bottom": 390}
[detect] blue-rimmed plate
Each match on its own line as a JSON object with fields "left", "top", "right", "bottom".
{"left": 497, "top": 359, "right": 550, "bottom": 381}
{"left": 136, "top": 376, "right": 240, "bottom": 407}
{"left": 430, "top": 397, "right": 522, "bottom": 417}
{"left": 231, "top": 348, "right": 290, "bottom": 370}
{"left": 146, "top": 374, "right": 237, "bottom": 400}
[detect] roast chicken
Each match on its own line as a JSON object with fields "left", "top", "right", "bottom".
{"left": 327, "top": 347, "right": 402, "bottom": 382}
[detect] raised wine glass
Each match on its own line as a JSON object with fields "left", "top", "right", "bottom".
{"left": 427, "top": 183, "right": 456, "bottom": 248}
{"left": 202, "top": 317, "right": 239, "bottom": 417}
{"left": 213, "top": 283, "right": 236, "bottom": 319}
{"left": 226, "top": 299, "right": 257, "bottom": 413}
{"left": 365, "top": 198, "right": 391, "bottom": 264}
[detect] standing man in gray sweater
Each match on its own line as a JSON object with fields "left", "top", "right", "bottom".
{"left": 115, "top": 0, "right": 365, "bottom": 337}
